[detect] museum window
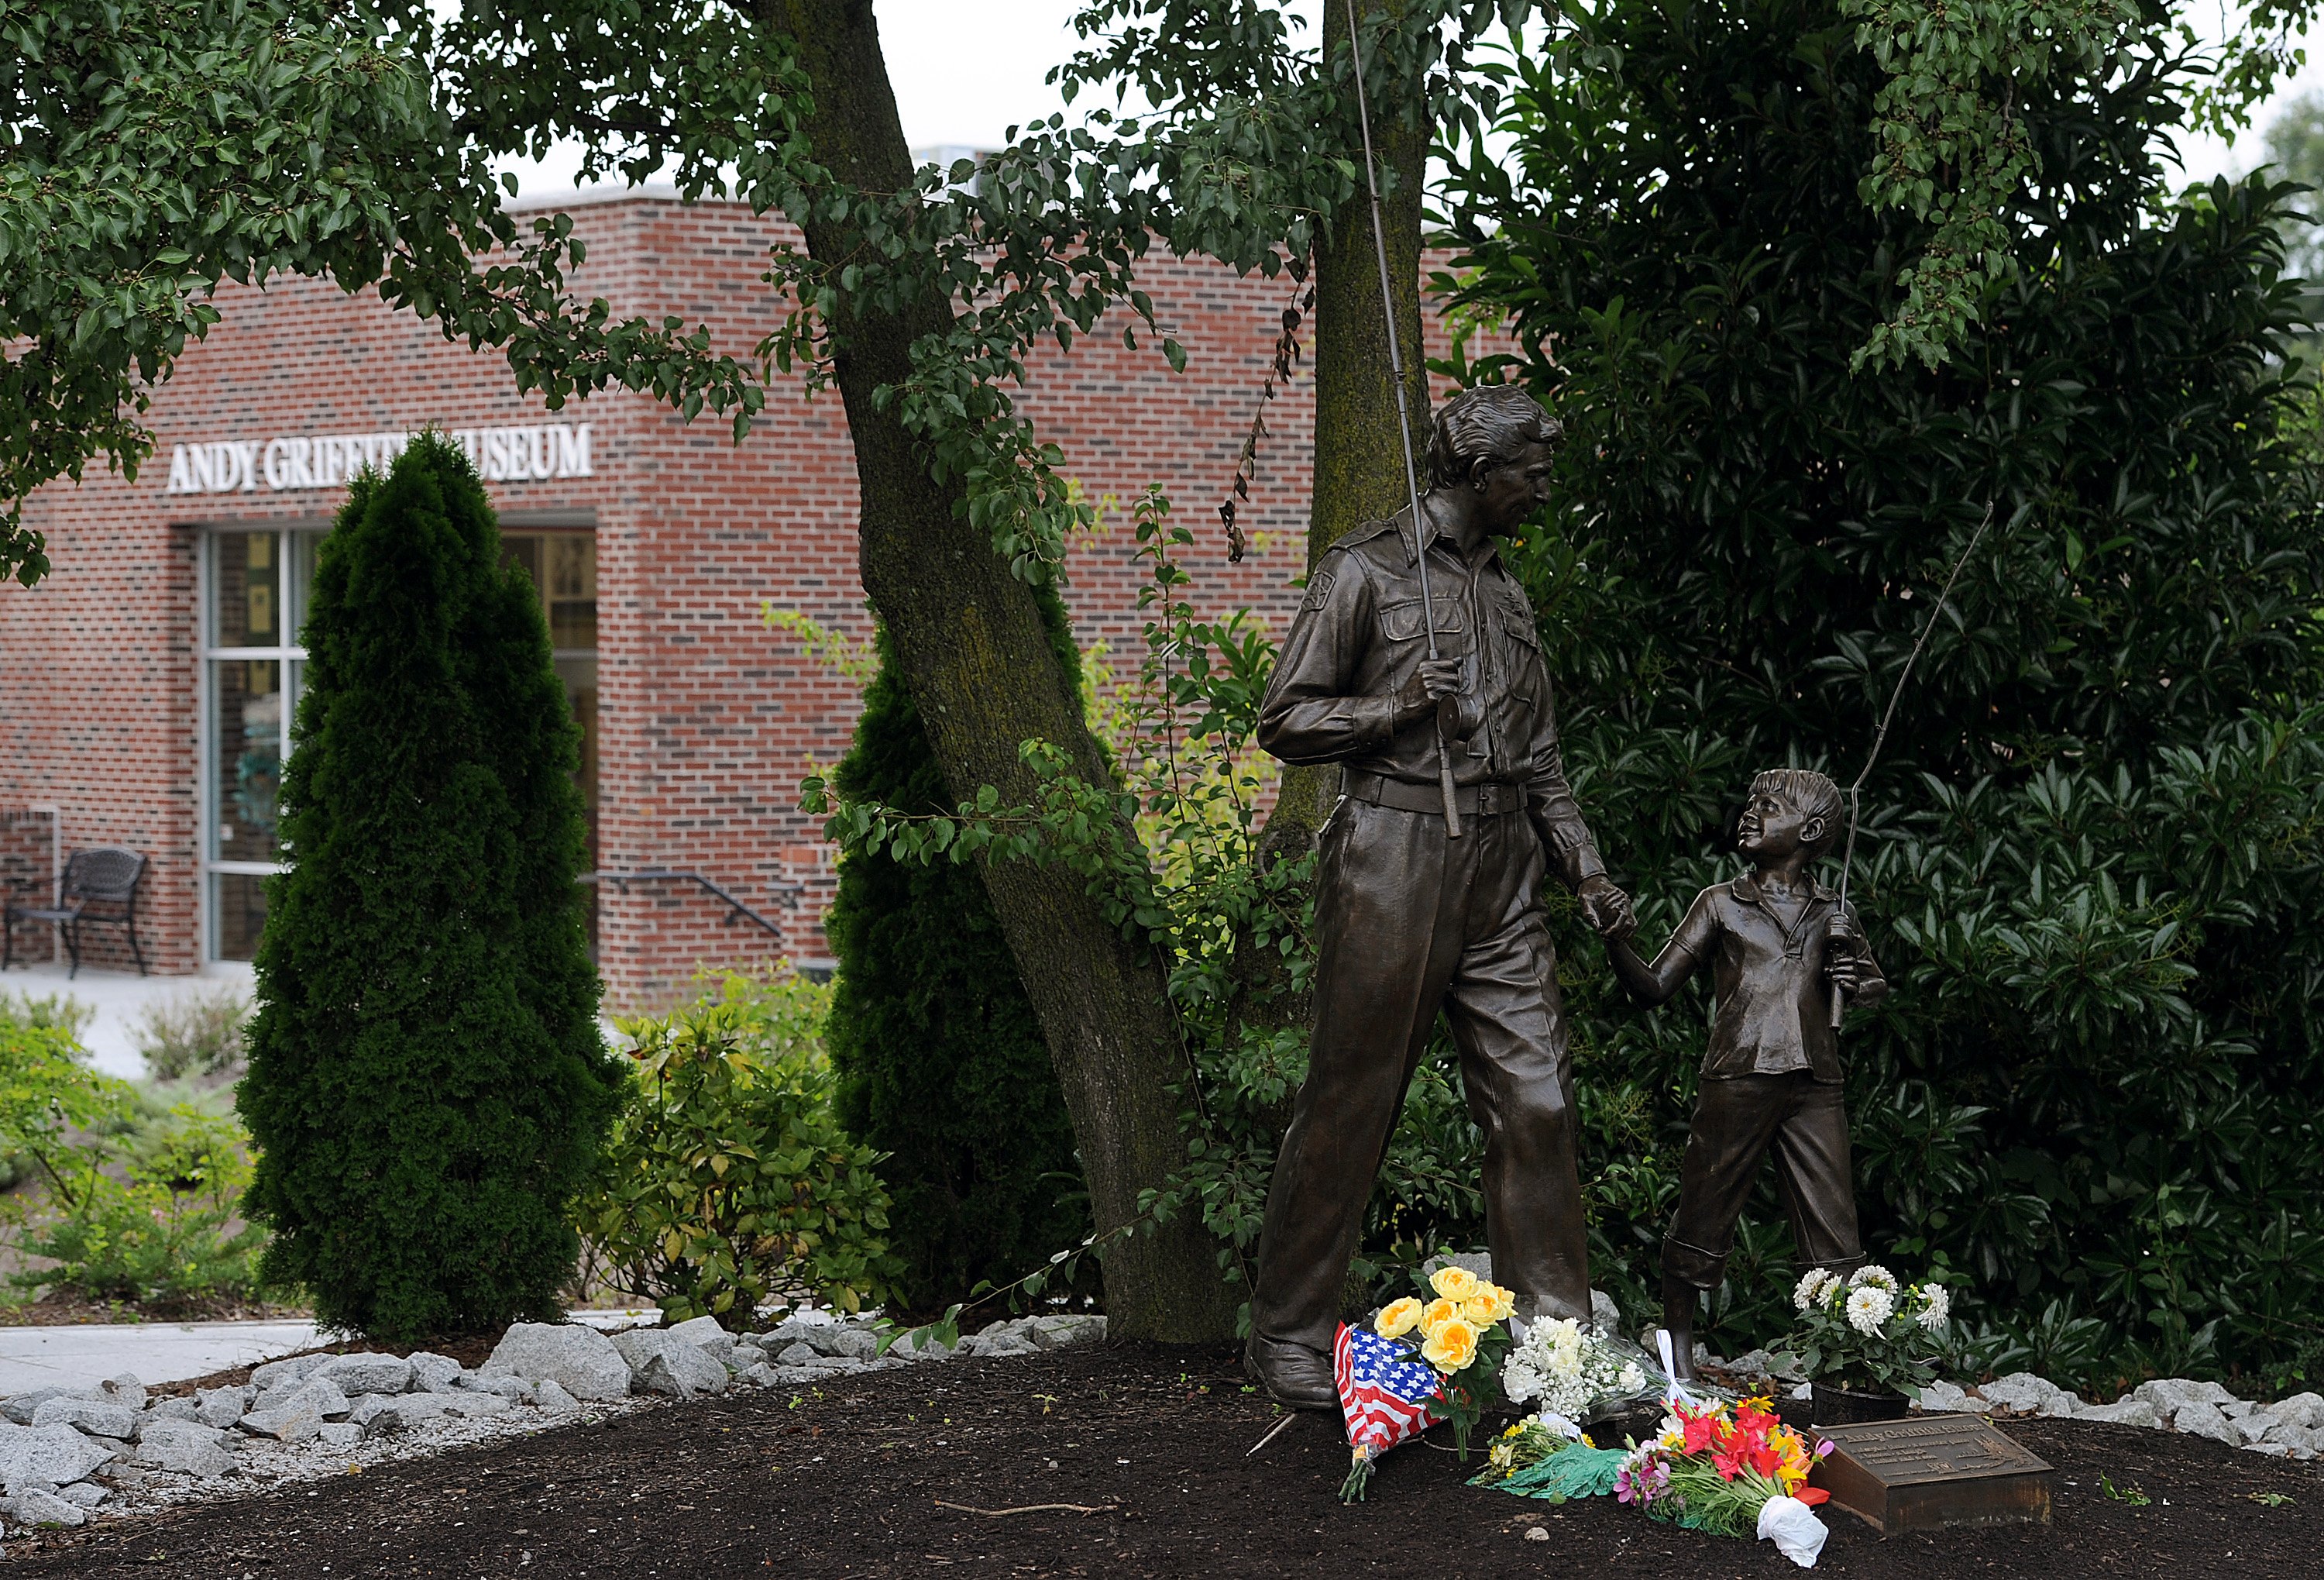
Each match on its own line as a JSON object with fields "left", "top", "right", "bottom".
{"left": 200, "top": 522, "right": 600, "bottom": 962}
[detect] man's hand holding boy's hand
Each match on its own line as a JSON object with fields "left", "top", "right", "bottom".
{"left": 1577, "top": 874, "right": 1635, "bottom": 941}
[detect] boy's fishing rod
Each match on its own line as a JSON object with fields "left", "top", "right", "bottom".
{"left": 1344, "top": 0, "right": 1462, "bottom": 839}
{"left": 1829, "top": 502, "right": 1999, "bottom": 1026}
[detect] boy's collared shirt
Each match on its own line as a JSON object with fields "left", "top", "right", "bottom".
{"left": 1666, "top": 873, "right": 1884, "bottom": 1082}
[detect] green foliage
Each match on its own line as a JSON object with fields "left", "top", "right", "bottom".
{"left": 821, "top": 625, "right": 1094, "bottom": 1317}
{"left": 0, "top": 1019, "right": 122, "bottom": 1202}
{"left": 0, "top": 0, "right": 768, "bottom": 586}
{"left": 580, "top": 972, "right": 902, "bottom": 1327}
{"left": 0, "top": 990, "right": 94, "bottom": 1041}
{"left": 13, "top": 1106, "right": 264, "bottom": 1311}
{"left": 1437, "top": 0, "right": 2324, "bottom": 1387}
{"left": 1838, "top": 0, "right": 2139, "bottom": 370}
{"left": 239, "top": 433, "right": 622, "bottom": 1342}
{"left": 133, "top": 989, "right": 251, "bottom": 1083}
{"left": 0, "top": 1020, "right": 260, "bottom": 1310}
{"left": 2260, "top": 89, "right": 2324, "bottom": 287}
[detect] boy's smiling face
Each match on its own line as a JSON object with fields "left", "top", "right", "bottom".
{"left": 1738, "top": 784, "right": 1821, "bottom": 861}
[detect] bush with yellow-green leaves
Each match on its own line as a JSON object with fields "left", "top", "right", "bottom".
{"left": 578, "top": 972, "right": 902, "bottom": 1329}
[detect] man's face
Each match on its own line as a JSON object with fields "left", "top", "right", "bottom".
{"left": 1474, "top": 438, "right": 1558, "bottom": 535}
{"left": 1737, "top": 787, "right": 1819, "bottom": 861}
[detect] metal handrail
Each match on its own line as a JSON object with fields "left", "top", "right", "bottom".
{"left": 578, "top": 868, "right": 801, "bottom": 941}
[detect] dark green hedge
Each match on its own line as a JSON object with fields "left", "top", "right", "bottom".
{"left": 1440, "top": 0, "right": 2324, "bottom": 1391}
{"left": 823, "top": 621, "right": 1092, "bottom": 1315}
{"left": 239, "top": 434, "right": 623, "bottom": 1341}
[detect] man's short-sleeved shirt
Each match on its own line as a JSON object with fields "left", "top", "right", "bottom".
{"left": 1666, "top": 875, "right": 1880, "bottom": 1082}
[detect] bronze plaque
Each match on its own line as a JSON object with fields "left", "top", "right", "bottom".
{"left": 1807, "top": 1414, "right": 2054, "bottom": 1536}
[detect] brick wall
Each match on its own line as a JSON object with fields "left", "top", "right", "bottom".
{"left": 1, "top": 194, "right": 1486, "bottom": 1011}
{"left": 0, "top": 809, "right": 57, "bottom": 966}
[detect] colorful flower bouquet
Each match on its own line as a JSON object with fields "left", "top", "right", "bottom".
{"left": 1335, "top": 1263, "right": 1520, "bottom": 1501}
{"left": 1477, "top": 1412, "right": 1635, "bottom": 1502}
{"left": 1779, "top": 1264, "right": 1951, "bottom": 1401}
{"left": 1618, "top": 1397, "right": 1836, "bottom": 1567}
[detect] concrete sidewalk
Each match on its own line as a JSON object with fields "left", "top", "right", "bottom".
{"left": 0, "top": 1308, "right": 655, "bottom": 1396}
{"left": 0, "top": 959, "right": 255, "bottom": 1081}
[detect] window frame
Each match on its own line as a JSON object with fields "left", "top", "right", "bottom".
{"left": 195, "top": 511, "right": 600, "bottom": 963}
{"left": 198, "top": 519, "right": 328, "bottom": 962}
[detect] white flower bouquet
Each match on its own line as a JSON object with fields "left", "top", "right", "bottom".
{"left": 1499, "top": 1315, "right": 1660, "bottom": 1422}
{"left": 1778, "top": 1265, "right": 1951, "bottom": 1399}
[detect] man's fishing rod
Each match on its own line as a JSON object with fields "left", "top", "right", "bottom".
{"left": 1829, "top": 502, "right": 1999, "bottom": 1026}
{"left": 1344, "top": 0, "right": 1462, "bottom": 839}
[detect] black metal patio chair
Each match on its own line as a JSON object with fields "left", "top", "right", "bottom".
{"left": 2, "top": 845, "right": 150, "bottom": 977}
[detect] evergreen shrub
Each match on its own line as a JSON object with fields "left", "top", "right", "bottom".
{"left": 823, "top": 627, "right": 1093, "bottom": 1314}
{"left": 239, "top": 434, "right": 623, "bottom": 1342}
{"left": 580, "top": 971, "right": 901, "bottom": 1325}
{"left": 1439, "top": 0, "right": 2324, "bottom": 1389}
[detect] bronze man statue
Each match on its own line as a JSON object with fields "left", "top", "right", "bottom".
{"left": 1244, "top": 385, "right": 1634, "bottom": 1410}
{"left": 1604, "top": 767, "right": 1887, "bottom": 1380}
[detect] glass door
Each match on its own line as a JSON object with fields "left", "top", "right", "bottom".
{"left": 201, "top": 528, "right": 322, "bottom": 961}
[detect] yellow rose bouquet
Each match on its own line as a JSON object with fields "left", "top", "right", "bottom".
{"left": 1338, "top": 1262, "right": 1522, "bottom": 1499}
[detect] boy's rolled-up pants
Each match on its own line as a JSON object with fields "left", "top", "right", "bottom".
{"left": 1663, "top": 1071, "right": 1863, "bottom": 1289}
{"left": 1249, "top": 793, "right": 1592, "bottom": 1356}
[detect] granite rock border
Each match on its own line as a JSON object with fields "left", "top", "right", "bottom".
{"left": 0, "top": 1308, "right": 1105, "bottom": 1541}
{"left": 1704, "top": 1348, "right": 2322, "bottom": 1461}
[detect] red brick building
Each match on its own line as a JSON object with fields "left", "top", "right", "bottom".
{"left": 0, "top": 192, "right": 1360, "bottom": 1010}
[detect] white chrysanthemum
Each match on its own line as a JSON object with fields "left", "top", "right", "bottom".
{"left": 1501, "top": 1316, "right": 1647, "bottom": 1418}
{"left": 1846, "top": 1285, "right": 1895, "bottom": 1337}
{"left": 1793, "top": 1268, "right": 1832, "bottom": 1311}
{"left": 1917, "top": 1282, "right": 1951, "bottom": 1331}
{"left": 1850, "top": 1264, "right": 1899, "bottom": 1293}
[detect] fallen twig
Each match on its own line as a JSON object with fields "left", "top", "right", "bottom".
{"left": 933, "top": 1499, "right": 1119, "bottom": 1517}
{"left": 1246, "top": 1412, "right": 1299, "bottom": 1458}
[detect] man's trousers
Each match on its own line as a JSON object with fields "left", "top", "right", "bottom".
{"left": 1662, "top": 1071, "right": 1862, "bottom": 1290}
{"left": 1248, "top": 796, "right": 1591, "bottom": 1355}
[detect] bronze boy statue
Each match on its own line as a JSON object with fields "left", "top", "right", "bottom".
{"left": 1244, "top": 385, "right": 1633, "bottom": 1410}
{"left": 1605, "top": 768, "right": 1886, "bottom": 1380}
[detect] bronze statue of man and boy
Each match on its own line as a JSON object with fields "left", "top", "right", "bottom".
{"left": 1246, "top": 384, "right": 1885, "bottom": 1409}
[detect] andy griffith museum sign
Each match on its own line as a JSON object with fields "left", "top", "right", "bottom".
{"left": 161, "top": 423, "right": 596, "bottom": 496}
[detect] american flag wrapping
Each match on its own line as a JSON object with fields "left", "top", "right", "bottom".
{"left": 1333, "top": 1321, "right": 1444, "bottom": 1500}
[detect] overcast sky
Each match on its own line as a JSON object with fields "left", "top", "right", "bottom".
{"left": 494, "top": 2, "right": 2313, "bottom": 196}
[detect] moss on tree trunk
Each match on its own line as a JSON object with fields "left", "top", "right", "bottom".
{"left": 1244, "top": 0, "right": 1431, "bottom": 997}
{"left": 759, "top": 0, "right": 1236, "bottom": 1342}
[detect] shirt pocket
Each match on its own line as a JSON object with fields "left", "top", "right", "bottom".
{"left": 1494, "top": 593, "right": 1542, "bottom": 652}
{"left": 1377, "top": 597, "right": 1464, "bottom": 644}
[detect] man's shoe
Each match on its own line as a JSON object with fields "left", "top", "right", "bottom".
{"left": 1244, "top": 1335, "right": 1339, "bottom": 1413}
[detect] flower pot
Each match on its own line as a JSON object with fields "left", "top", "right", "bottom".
{"left": 1810, "top": 1382, "right": 1910, "bottom": 1425}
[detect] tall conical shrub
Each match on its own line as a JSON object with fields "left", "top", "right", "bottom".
{"left": 240, "top": 433, "right": 622, "bottom": 1341}
{"left": 823, "top": 623, "right": 1091, "bottom": 1315}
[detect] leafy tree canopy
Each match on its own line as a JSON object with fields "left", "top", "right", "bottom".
{"left": 14, "top": 0, "right": 2310, "bottom": 585}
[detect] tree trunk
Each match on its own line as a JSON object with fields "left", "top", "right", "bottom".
{"left": 761, "top": 0, "right": 1237, "bottom": 1341}
{"left": 1247, "top": 0, "right": 1430, "bottom": 918}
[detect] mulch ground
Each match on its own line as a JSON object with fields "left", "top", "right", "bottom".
{"left": 0, "top": 1296, "right": 308, "bottom": 1328}
{"left": 16, "top": 1342, "right": 2320, "bottom": 1578}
